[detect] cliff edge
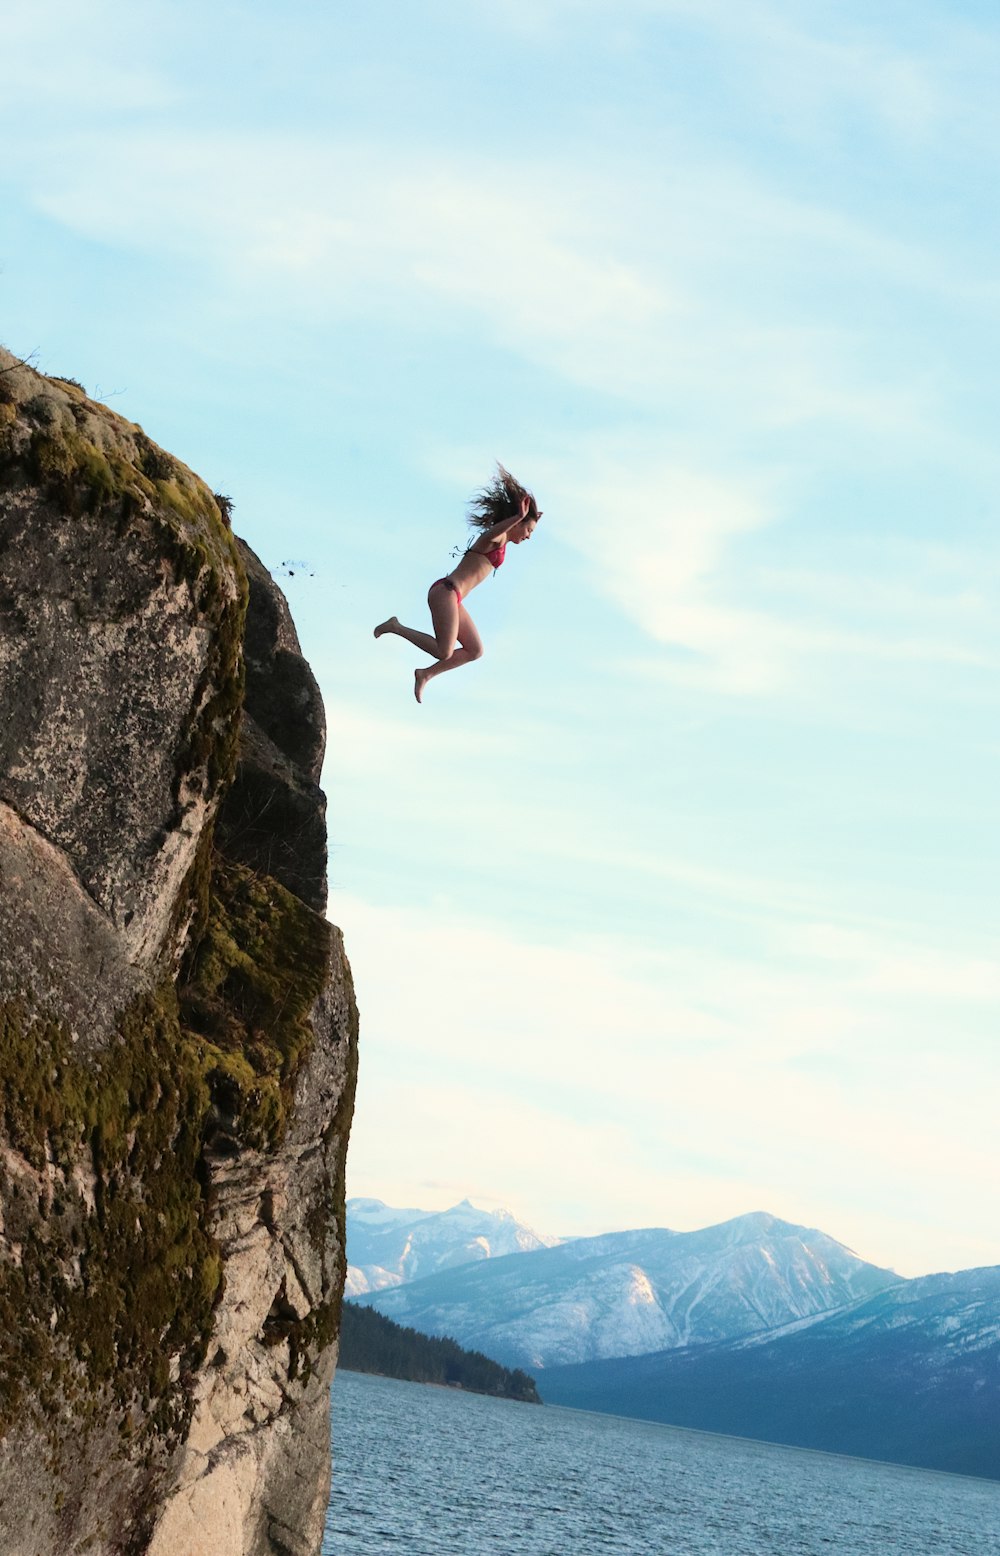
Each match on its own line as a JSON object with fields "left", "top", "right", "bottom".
{"left": 0, "top": 348, "right": 358, "bottom": 1555}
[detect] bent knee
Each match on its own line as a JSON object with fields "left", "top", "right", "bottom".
{"left": 468, "top": 642, "right": 484, "bottom": 661}
{"left": 435, "top": 638, "right": 459, "bottom": 660}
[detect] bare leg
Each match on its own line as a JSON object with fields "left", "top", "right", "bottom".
{"left": 414, "top": 607, "right": 484, "bottom": 701}
{"left": 384, "top": 620, "right": 450, "bottom": 657}
{"left": 376, "top": 586, "right": 460, "bottom": 660}
{"left": 414, "top": 647, "right": 481, "bottom": 701}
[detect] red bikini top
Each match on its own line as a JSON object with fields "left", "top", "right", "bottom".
{"left": 474, "top": 541, "right": 506, "bottom": 570}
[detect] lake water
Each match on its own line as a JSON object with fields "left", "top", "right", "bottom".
{"left": 325, "top": 1371, "right": 1000, "bottom": 1555}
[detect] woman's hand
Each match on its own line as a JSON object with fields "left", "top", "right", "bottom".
{"left": 478, "top": 497, "right": 532, "bottom": 547}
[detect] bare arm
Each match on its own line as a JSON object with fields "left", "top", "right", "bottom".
{"left": 473, "top": 495, "right": 531, "bottom": 547}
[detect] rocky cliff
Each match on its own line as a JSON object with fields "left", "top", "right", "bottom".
{"left": 0, "top": 347, "right": 358, "bottom": 1555}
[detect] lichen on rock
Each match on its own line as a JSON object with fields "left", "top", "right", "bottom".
{"left": 0, "top": 348, "right": 358, "bottom": 1556}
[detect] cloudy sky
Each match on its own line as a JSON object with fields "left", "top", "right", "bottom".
{"left": 3, "top": 0, "right": 998, "bottom": 1276}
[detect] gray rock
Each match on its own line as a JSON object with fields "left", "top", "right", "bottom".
{"left": 238, "top": 539, "right": 326, "bottom": 785}
{"left": 0, "top": 357, "right": 242, "bottom": 971}
{"left": 146, "top": 927, "right": 357, "bottom": 1556}
{"left": 0, "top": 349, "right": 358, "bottom": 1555}
{"left": 0, "top": 800, "right": 145, "bottom": 1049}
{"left": 214, "top": 540, "right": 328, "bottom": 914}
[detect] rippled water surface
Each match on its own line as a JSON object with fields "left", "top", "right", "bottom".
{"left": 325, "top": 1371, "right": 1000, "bottom": 1555}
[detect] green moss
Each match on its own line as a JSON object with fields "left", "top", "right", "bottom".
{"left": 0, "top": 371, "right": 251, "bottom": 1450}
{"left": 0, "top": 844, "right": 336, "bottom": 1443}
{"left": 283, "top": 941, "right": 359, "bottom": 1385}
{"left": 49, "top": 376, "right": 87, "bottom": 398}
{"left": 22, "top": 426, "right": 156, "bottom": 519}
{"left": 132, "top": 428, "right": 174, "bottom": 483}
{"left": 0, "top": 988, "right": 219, "bottom": 1446}
{"left": 0, "top": 845, "right": 336, "bottom": 1449}
{"left": 179, "top": 854, "right": 332, "bottom": 1150}
{"left": 288, "top": 1297, "right": 340, "bottom": 1384}
{"left": 1, "top": 372, "right": 240, "bottom": 599}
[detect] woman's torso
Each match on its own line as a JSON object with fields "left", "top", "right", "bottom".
{"left": 447, "top": 540, "right": 506, "bottom": 596}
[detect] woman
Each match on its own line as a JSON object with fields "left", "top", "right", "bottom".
{"left": 374, "top": 464, "right": 541, "bottom": 702}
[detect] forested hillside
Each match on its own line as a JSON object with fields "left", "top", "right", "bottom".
{"left": 339, "top": 1301, "right": 540, "bottom": 1403}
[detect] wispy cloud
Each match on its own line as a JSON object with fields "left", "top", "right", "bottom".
{"left": 661, "top": 0, "right": 946, "bottom": 142}
{"left": 0, "top": 3, "right": 174, "bottom": 112}
{"left": 21, "top": 135, "right": 666, "bottom": 355}
{"left": 784, "top": 920, "right": 1000, "bottom": 1005}
{"left": 15, "top": 118, "right": 983, "bottom": 428}
{"left": 533, "top": 438, "right": 998, "bottom": 695}
{"left": 21, "top": 114, "right": 986, "bottom": 710}
{"left": 337, "top": 889, "right": 1000, "bottom": 1274}
{"left": 545, "top": 452, "right": 790, "bottom": 693}
{"left": 9, "top": 0, "right": 999, "bottom": 1283}
{"left": 475, "top": 0, "right": 952, "bottom": 145}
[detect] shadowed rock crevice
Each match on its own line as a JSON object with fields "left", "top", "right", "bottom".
{"left": 214, "top": 541, "right": 328, "bottom": 914}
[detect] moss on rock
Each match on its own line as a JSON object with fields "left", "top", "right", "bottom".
{"left": 0, "top": 358, "right": 251, "bottom": 1453}
{"left": 0, "top": 353, "right": 240, "bottom": 631}
{"left": 179, "top": 854, "right": 332, "bottom": 1152}
{"left": 0, "top": 988, "right": 219, "bottom": 1448}
{"left": 0, "top": 844, "right": 335, "bottom": 1451}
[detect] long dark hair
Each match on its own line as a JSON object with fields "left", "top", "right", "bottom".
{"left": 466, "top": 463, "right": 540, "bottom": 532}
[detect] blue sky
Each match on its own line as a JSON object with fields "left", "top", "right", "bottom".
{"left": 3, "top": 0, "right": 998, "bottom": 1276}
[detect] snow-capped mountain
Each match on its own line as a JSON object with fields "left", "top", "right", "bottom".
{"left": 357, "top": 1211, "right": 899, "bottom": 1368}
{"left": 540, "top": 1265, "right": 1000, "bottom": 1480}
{"left": 345, "top": 1197, "right": 559, "bottom": 1297}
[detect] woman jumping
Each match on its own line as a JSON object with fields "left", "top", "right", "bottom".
{"left": 374, "top": 464, "right": 541, "bottom": 702}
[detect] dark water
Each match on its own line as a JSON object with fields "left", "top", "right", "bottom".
{"left": 325, "top": 1371, "right": 1000, "bottom": 1555}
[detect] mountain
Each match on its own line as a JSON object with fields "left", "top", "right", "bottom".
{"left": 540, "top": 1266, "right": 1000, "bottom": 1481}
{"left": 345, "top": 1196, "right": 558, "bottom": 1296}
{"left": 358, "top": 1211, "right": 899, "bottom": 1369}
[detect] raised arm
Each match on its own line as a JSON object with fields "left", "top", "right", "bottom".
{"left": 475, "top": 495, "right": 531, "bottom": 546}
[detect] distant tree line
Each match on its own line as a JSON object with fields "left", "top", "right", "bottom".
{"left": 339, "top": 1301, "right": 540, "bottom": 1404}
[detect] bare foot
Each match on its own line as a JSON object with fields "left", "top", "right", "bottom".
{"left": 414, "top": 667, "right": 432, "bottom": 704}
{"left": 374, "top": 616, "right": 398, "bottom": 639}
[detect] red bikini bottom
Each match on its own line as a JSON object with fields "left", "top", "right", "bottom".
{"left": 429, "top": 577, "right": 462, "bottom": 603}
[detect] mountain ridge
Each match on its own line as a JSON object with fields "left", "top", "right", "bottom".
{"left": 539, "top": 1265, "right": 1000, "bottom": 1480}
{"left": 346, "top": 1194, "right": 559, "bottom": 1296}
{"left": 353, "top": 1204, "right": 900, "bottom": 1369}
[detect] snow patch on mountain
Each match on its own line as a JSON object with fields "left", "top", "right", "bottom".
{"left": 360, "top": 1211, "right": 899, "bottom": 1369}
{"left": 346, "top": 1197, "right": 559, "bottom": 1295}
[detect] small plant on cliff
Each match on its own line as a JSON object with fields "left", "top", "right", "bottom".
{"left": 213, "top": 492, "right": 234, "bottom": 527}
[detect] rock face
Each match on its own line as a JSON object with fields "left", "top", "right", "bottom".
{"left": 214, "top": 540, "right": 328, "bottom": 915}
{"left": 0, "top": 349, "right": 358, "bottom": 1555}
